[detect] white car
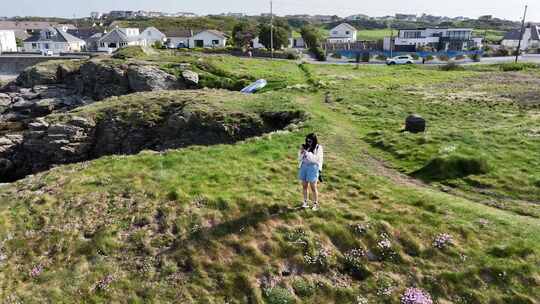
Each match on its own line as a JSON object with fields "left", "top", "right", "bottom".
{"left": 386, "top": 55, "right": 414, "bottom": 65}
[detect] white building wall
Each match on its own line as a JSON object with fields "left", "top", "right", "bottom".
{"left": 140, "top": 27, "right": 166, "bottom": 45}
{"left": 189, "top": 31, "right": 227, "bottom": 48}
{"left": 0, "top": 30, "right": 17, "bottom": 52}
{"left": 328, "top": 24, "right": 357, "bottom": 42}
{"left": 501, "top": 28, "right": 532, "bottom": 50}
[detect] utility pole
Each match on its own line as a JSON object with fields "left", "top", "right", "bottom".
{"left": 515, "top": 5, "right": 528, "bottom": 63}
{"left": 389, "top": 22, "right": 394, "bottom": 58}
{"left": 270, "top": 0, "right": 274, "bottom": 58}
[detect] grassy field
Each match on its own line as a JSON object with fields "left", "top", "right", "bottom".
{"left": 357, "top": 29, "right": 392, "bottom": 41}
{"left": 0, "top": 55, "right": 538, "bottom": 303}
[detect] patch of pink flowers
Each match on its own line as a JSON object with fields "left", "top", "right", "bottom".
{"left": 29, "top": 264, "right": 43, "bottom": 278}
{"left": 96, "top": 274, "right": 115, "bottom": 291}
{"left": 433, "top": 233, "right": 453, "bottom": 249}
{"left": 400, "top": 287, "right": 433, "bottom": 304}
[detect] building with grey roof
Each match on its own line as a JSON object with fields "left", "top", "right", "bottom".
{"left": 501, "top": 25, "right": 540, "bottom": 51}
{"left": 23, "top": 27, "right": 85, "bottom": 54}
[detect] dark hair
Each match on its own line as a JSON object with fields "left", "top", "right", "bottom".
{"left": 304, "top": 133, "right": 318, "bottom": 152}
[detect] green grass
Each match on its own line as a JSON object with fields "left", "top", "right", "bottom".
{"left": 0, "top": 54, "right": 538, "bottom": 303}
{"left": 357, "top": 29, "right": 392, "bottom": 41}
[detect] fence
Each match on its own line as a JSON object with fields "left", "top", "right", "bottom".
{"left": 335, "top": 49, "right": 484, "bottom": 59}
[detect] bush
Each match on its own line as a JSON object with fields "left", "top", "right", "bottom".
{"left": 439, "top": 62, "right": 465, "bottom": 71}
{"left": 292, "top": 278, "right": 315, "bottom": 298}
{"left": 425, "top": 55, "right": 434, "bottom": 61}
{"left": 263, "top": 287, "right": 296, "bottom": 304}
{"left": 310, "top": 47, "right": 326, "bottom": 61}
{"left": 285, "top": 51, "right": 300, "bottom": 60}
{"left": 361, "top": 52, "right": 370, "bottom": 62}
{"left": 499, "top": 62, "right": 539, "bottom": 72}
{"left": 411, "top": 54, "right": 420, "bottom": 60}
{"left": 437, "top": 54, "right": 449, "bottom": 61}
{"left": 413, "top": 155, "right": 489, "bottom": 181}
{"left": 469, "top": 53, "right": 481, "bottom": 62}
{"left": 494, "top": 47, "right": 510, "bottom": 57}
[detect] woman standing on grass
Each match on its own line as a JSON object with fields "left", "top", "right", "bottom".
{"left": 298, "top": 133, "right": 324, "bottom": 211}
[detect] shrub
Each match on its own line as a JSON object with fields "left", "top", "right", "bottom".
{"left": 499, "top": 62, "right": 539, "bottom": 72}
{"left": 494, "top": 47, "right": 510, "bottom": 57}
{"left": 425, "top": 55, "right": 434, "bottom": 61}
{"left": 437, "top": 54, "right": 449, "bottom": 61}
{"left": 469, "top": 53, "right": 481, "bottom": 62}
{"left": 413, "top": 155, "right": 489, "bottom": 181}
{"left": 341, "top": 249, "right": 371, "bottom": 280}
{"left": 411, "top": 54, "right": 420, "bottom": 60}
{"left": 310, "top": 47, "right": 326, "bottom": 61}
{"left": 292, "top": 278, "right": 315, "bottom": 298}
{"left": 285, "top": 51, "right": 300, "bottom": 60}
{"left": 263, "top": 287, "right": 296, "bottom": 304}
{"left": 361, "top": 52, "right": 370, "bottom": 62}
{"left": 439, "top": 62, "right": 465, "bottom": 71}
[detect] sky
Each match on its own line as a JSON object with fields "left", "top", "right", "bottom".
{"left": 2, "top": 0, "right": 537, "bottom": 22}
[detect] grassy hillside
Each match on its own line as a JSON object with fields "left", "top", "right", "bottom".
{"left": 0, "top": 54, "right": 538, "bottom": 303}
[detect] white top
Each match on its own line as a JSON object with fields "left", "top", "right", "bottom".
{"left": 298, "top": 144, "right": 324, "bottom": 171}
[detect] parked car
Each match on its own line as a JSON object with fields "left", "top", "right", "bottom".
{"left": 386, "top": 55, "right": 414, "bottom": 65}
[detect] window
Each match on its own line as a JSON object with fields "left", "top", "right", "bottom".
{"left": 212, "top": 40, "right": 219, "bottom": 45}
{"left": 100, "top": 42, "right": 105, "bottom": 47}
{"left": 403, "top": 31, "right": 422, "bottom": 39}
{"left": 32, "top": 43, "right": 37, "bottom": 49}
{"left": 346, "top": 31, "right": 350, "bottom": 35}
{"left": 332, "top": 31, "right": 338, "bottom": 35}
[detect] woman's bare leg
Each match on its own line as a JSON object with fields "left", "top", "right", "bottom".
{"left": 309, "top": 181, "right": 318, "bottom": 204}
{"left": 302, "top": 182, "right": 309, "bottom": 203}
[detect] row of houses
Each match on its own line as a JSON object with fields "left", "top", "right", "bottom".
{"left": 326, "top": 23, "right": 484, "bottom": 52}
{"left": 18, "top": 26, "right": 230, "bottom": 54}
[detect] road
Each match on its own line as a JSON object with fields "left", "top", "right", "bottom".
{"left": 303, "top": 54, "right": 540, "bottom": 65}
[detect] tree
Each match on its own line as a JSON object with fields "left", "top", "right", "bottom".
{"left": 300, "top": 25, "right": 322, "bottom": 48}
{"left": 258, "top": 24, "right": 290, "bottom": 50}
{"left": 232, "top": 21, "right": 259, "bottom": 48}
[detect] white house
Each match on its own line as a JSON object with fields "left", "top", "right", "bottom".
{"left": 384, "top": 28, "right": 483, "bottom": 51}
{"left": 327, "top": 23, "right": 357, "bottom": 43}
{"left": 189, "top": 30, "right": 227, "bottom": 48}
{"left": 501, "top": 25, "right": 540, "bottom": 51}
{"left": 23, "top": 27, "right": 85, "bottom": 54}
{"left": 97, "top": 28, "right": 143, "bottom": 52}
{"left": 164, "top": 29, "right": 193, "bottom": 48}
{"left": 0, "top": 30, "right": 17, "bottom": 53}
{"left": 140, "top": 27, "right": 166, "bottom": 46}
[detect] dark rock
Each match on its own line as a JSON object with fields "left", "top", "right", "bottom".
{"left": 127, "top": 65, "right": 183, "bottom": 92}
{"left": 78, "top": 60, "right": 130, "bottom": 100}
{"left": 405, "top": 114, "right": 426, "bottom": 133}
{"left": 182, "top": 70, "right": 199, "bottom": 87}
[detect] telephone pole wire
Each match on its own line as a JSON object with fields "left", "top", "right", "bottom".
{"left": 515, "top": 5, "right": 528, "bottom": 63}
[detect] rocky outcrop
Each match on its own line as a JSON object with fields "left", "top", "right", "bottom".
{"left": 127, "top": 64, "right": 184, "bottom": 92}
{"left": 16, "top": 60, "right": 83, "bottom": 88}
{"left": 77, "top": 60, "right": 131, "bottom": 100}
{"left": 12, "top": 60, "right": 201, "bottom": 102}
{"left": 0, "top": 85, "right": 92, "bottom": 136}
{"left": 0, "top": 95, "right": 304, "bottom": 182}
